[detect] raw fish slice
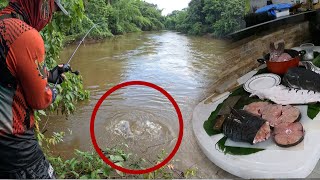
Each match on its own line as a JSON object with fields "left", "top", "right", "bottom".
{"left": 243, "top": 102, "right": 301, "bottom": 127}
{"left": 274, "top": 133, "right": 303, "bottom": 146}
{"left": 243, "top": 102, "right": 271, "bottom": 117}
{"left": 277, "top": 105, "right": 300, "bottom": 124}
{"left": 253, "top": 122, "right": 271, "bottom": 144}
{"left": 261, "top": 104, "right": 282, "bottom": 127}
{"left": 273, "top": 122, "right": 303, "bottom": 134}
{"left": 273, "top": 122, "right": 304, "bottom": 147}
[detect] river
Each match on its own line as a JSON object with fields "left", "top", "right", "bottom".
{"left": 45, "top": 31, "right": 236, "bottom": 178}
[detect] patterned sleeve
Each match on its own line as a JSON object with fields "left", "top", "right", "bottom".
{"left": 7, "top": 29, "right": 53, "bottom": 110}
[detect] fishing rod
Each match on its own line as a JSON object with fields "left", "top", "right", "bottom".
{"left": 54, "top": 23, "right": 98, "bottom": 87}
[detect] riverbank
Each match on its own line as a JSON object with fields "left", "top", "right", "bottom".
{"left": 63, "top": 34, "right": 111, "bottom": 46}
{"left": 63, "top": 31, "right": 151, "bottom": 46}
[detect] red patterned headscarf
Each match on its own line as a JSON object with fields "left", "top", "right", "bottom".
{"left": 0, "top": 0, "right": 55, "bottom": 31}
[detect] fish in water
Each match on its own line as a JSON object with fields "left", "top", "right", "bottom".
{"left": 222, "top": 108, "right": 271, "bottom": 144}
{"left": 282, "top": 67, "right": 320, "bottom": 92}
{"left": 114, "top": 120, "right": 134, "bottom": 139}
{"left": 250, "top": 85, "right": 320, "bottom": 105}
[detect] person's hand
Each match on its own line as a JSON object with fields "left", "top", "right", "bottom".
{"left": 47, "top": 64, "right": 68, "bottom": 84}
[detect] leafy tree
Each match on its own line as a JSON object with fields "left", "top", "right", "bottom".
{"left": 203, "top": 0, "right": 245, "bottom": 37}
{"left": 164, "top": 0, "right": 246, "bottom": 37}
{"left": 185, "top": 0, "right": 206, "bottom": 35}
{"left": 165, "top": 10, "right": 188, "bottom": 33}
{"left": 64, "top": 0, "right": 165, "bottom": 40}
{"left": 84, "top": 0, "right": 113, "bottom": 38}
{"left": 137, "top": 1, "right": 165, "bottom": 31}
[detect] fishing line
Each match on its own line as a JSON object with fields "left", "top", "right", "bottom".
{"left": 53, "top": 23, "right": 98, "bottom": 88}
{"left": 67, "top": 23, "right": 98, "bottom": 65}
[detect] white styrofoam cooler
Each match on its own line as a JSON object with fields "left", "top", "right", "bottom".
{"left": 275, "top": 9, "right": 290, "bottom": 18}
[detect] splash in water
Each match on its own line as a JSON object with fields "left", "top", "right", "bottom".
{"left": 114, "top": 120, "right": 134, "bottom": 139}
{"left": 112, "top": 120, "right": 163, "bottom": 140}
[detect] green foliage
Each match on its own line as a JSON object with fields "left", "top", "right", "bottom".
{"left": 165, "top": 0, "right": 246, "bottom": 37}
{"left": 49, "top": 148, "right": 198, "bottom": 179}
{"left": 204, "top": 0, "right": 245, "bottom": 37}
{"left": 312, "top": 53, "right": 320, "bottom": 67}
{"left": 165, "top": 10, "right": 188, "bottom": 32}
{"left": 186, "top": 0, "right": 206, "bottom": 28}
{"left": 245, "top": 0, "right": 251, "bottom": 14}
{"left": 307, "top": 103, "right": 320, "bottom": 119}
{"left": 84, "top": 0, "right": 113, "bottom": 38}
{"left": 65, "top": 0, "right": 165, "bottom": 41}
{"left": 40, "top": 0, "right": 90, "bottom": 116}
{"left": 48, "top": 149, "right": 129, "bottom": 179}
{"left": 0, "top": 1, "right": 8, "bottom": 9}
{"left": 1, "top": 0, "right": 165, "bottom": 41}
{"left": 188, "top": 22, "right": 206, "bottom": 36}
{"left": 49, "top": 74, "right": 90, "bottom": 115}
{"left": 137, "top": 1, "right": 165, "bottom": 31}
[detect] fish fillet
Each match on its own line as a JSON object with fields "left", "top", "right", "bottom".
{"left": 250, "top": 85, "right": 320, "bottom": 105}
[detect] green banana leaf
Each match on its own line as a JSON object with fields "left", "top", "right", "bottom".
{"left": 307, "top": 103, "right": 320, "bottom": 120}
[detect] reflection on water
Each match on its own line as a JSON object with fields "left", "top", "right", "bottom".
{"left": 45, "top": 31, "right": 231, "bottom": 168}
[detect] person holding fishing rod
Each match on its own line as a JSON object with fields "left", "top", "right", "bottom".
{"left": 0, "top": 0, "right": 70, "bottom": 179}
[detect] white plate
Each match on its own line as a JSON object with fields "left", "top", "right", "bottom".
{"left": 243, "top": 73, "right": 281, "bottom": 93}
{"left": 192, "top": 92, "right": 320, "bottom": 179}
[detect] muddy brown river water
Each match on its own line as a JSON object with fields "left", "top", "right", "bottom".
{"left": 44, "top": 31, "right": 239, "bottom": 177}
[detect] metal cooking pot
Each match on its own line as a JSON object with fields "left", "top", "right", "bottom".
{"left": 257, "top": 49, "right": 306, "bottom": 75}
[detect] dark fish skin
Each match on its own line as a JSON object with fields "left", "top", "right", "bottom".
{"left": 274, "top": 134, "right": 304, "bottom": 148}
{"left": 282, "top": 67, "right": 320, "bottom": 92}
{"left": 222, "top": 108, "right": 266, "bottom": 145}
